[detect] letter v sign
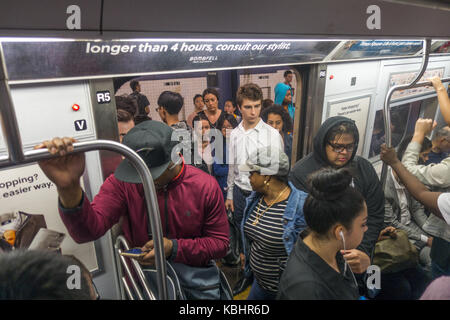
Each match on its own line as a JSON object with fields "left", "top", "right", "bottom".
{"left": 74, "top": 119, "right": 87, "bottom": 131}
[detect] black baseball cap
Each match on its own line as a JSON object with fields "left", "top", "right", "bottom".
{"left": 114, "top": 120, "right": 179, "bottom": 183}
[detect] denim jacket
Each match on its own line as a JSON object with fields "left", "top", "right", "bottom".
{"left": 240, "top": 181, "right": 308, "bottom": 278}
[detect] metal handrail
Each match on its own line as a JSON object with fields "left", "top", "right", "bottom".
{"left": 380, "top": 75, "right": 450, "bottom": 187}
{"left": 380, "top": 39, "right": 430, "bottom": 188}
{"left": 0, "top": 43, "right": 168, "bottom": 299}
{"left": 115, "top": 235, "right": 157, "bottom": 300}
{"left": 0, "top": 141, "right": 170, "bottom": 300}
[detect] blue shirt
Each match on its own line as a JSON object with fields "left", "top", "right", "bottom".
{"left": 426, "top": 151, "right": 449, "bottom": 165}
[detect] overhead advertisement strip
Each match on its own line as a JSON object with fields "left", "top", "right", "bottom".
{"left": 0, "top": 0, "right": 449, "bottom": 39}
{"left": 1, "top": 40, "right": 339, "bottom": 82}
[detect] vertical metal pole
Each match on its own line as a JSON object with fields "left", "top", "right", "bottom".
{"left": 380, "top": 39, "right": 431, "bottom": 189}
{"left": 0, "top": 42, "right": 25, "bottom": 163}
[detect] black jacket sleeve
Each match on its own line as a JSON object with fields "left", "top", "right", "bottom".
{"left": 355, "top": 159, "right": 385, "bottom": 258}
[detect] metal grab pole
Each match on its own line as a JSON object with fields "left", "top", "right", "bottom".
{"left": 18, "top": 141, "right": 169, "bottom": 300}
{"left": 380, "top": 76, "right": 450, "bottom": 186}
{"left": 0, "top": 42, "right": 166, "bottom": 300}
{"left": 0, "top": 43, "right": 25, "bottom": 163}
{"left": 380, "top": 39, "right": 431, "bottom": 189}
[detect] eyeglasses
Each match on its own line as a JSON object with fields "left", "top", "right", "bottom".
{"left": 327, "top": 142, "right": 355, "bottom": 153}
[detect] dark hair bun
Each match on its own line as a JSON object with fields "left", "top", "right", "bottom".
{"left": 308, "top": 168, "right": 353, "bottom": 201}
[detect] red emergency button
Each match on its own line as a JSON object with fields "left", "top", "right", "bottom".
{"left": 72, "top": 104, "right": 80, "bottom": 111}
{"left": 329, "top": 75, "right": 334, "bottom": 80}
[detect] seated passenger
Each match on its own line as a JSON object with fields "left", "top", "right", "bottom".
{"left": 381, "top": 143, "right": 450, "bottom": 279}
{"left": 212, "top": 113, "right": 239, "bottom": 200}
{"left": 278, "top": 168, "right": 367, "bottom": 300}
{"left": 0, "top": 250, "right": 93, "bottom": 300}
{"left": 289, "top": 116, "right": 384, "bottom": 285}
{"left": 385, "top": 135, "right": 433, "bottom": 270}
{"left": 261, "top": 104, "right": 294, "bottom": 163}
{"left": 239, "top": 146, "right": 307, "bottom": 300}
{"left": 35, "top": 120, "right": 229, "bottom": 269}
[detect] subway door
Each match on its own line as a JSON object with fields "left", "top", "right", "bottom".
{"left": 294, "top": 64, "right": 328, "bottom": 161}
{"left": 0, "top": 81, "right": 121, "bottom": 299}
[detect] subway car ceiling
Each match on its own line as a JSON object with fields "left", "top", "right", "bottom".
{"left": 0, "top": 0, "right": 449, "bottom": 39}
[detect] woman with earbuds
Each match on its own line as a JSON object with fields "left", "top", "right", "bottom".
{"left": 278, "top": 168, "right": 368, "bottom": 300}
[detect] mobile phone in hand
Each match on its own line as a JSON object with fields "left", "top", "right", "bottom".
{"left": 120, "top": 248, "right": 147, "bottom": 258}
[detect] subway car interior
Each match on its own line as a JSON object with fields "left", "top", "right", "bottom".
{"left": 0, "top": 0, "right": 449, "bottom": 302}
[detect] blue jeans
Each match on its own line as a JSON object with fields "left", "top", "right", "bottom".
{"left": 431, "top": 261, "right": 450, "bottom": 279}
{"left": 430, "top": 237, "right": 450, "bottom": 279}
{"left": 375, "top": 267, "right": 430, "bottom": 300}
{"left": 233, "top": 186, "right": 250, "bottom": 254}
{"left": 247, "top": 278, "right": 277, "bottom": 300}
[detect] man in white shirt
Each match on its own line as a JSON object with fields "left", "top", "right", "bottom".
{"left": 402, "top": 119, "right": 450, "bottom": 188}
{"left": 225, "top": 83, "right": 283, "bottom": 264}
{"left": 382, "top": 143, "right": 450, "bottom": 225}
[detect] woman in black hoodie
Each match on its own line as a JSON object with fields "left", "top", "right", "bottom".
{"left": 289, "top": 116, "right": 384, "bottom": 280}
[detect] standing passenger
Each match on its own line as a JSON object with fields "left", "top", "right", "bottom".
{"left": 193, "top": 112, "right": 214, "bottom": 175}
{"left": 212, "top": 113, "right": 239, "bottom": 199}
{"left": 239, "top": 147, "right": 307, "bottom": 300}
{"left": 197, "top": 88, "right": 226, "bottom": 131}
{"left": 225, "top": 83, "right": 284, "bottom": 291}
{"left": 261, "top": 104, "right": 294, "bottom": 163}
{"left": 34, "top": 121, "right": 229, "bottom": 269}
{"left": 224, "top": 99, "right": 241, "bottom": 123}
{"left": 156, "top": 91, "right": 189, "bottom": 131}
{"left": 129, "top": 80, "right": 151, "bottom": 116}
{"left": 187, "top": 94, "right": 205, "bottom": 128}
{"left": 278, "top": 168, "right": 367, "bottom": 300}
{"left": 117, "top": 109, "right": 135, "bottom": 143}
{"left": 289, "top": 116, "right": 384, "bottom": 289}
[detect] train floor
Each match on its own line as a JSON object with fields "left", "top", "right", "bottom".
{"left": 216, "top": 261, "right": 251, "bottom": 300}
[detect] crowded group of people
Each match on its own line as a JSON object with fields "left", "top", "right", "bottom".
{"left": 1, "top": 74, "right": 449, "bottom": 300}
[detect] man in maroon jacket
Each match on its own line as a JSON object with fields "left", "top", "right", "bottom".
{"left": 35, "top": 120, "right": 229, "bottom": 267}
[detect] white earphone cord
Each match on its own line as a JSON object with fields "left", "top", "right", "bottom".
{"left": 341, "top": 232, "right": 359, "bottom": 289}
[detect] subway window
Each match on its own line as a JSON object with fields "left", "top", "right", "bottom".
{"left": 369, "top": 96, "right": 440, "bottom": 158}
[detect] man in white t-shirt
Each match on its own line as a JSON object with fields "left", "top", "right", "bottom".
{"left": 381, "top": 143, "right": 450, "bottom": 225}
